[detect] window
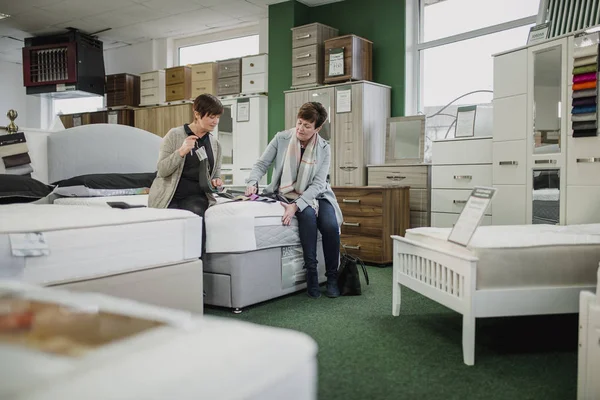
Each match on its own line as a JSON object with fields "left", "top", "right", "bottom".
{"left": 53, "top": 96, "right": 104, "bottom": 117}
{"left": 179, "top": 35, "right": 260, "bottom": 65}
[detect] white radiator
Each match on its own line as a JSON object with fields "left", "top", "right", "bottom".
{"left": 578, "top": 266, "right": 600, "bottom": 400}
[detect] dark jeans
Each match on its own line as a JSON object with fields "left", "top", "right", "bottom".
{"left": 295, "top": 198, "right": 340, "bottom": 278}
{"left": 169, "top": 194, "right": 209, "bottom": 254}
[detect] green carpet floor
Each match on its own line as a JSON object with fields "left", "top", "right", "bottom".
{"left": 205, "top": 266, "right": 578, "bottom": 400}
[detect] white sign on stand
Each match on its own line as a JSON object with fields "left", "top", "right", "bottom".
{"left": 448, "top": 187, "right": 496, "bottom": 247}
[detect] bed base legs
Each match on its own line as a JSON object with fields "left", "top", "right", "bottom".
{"left": 392, "top": 280, "right": 401, "bottom": 317}
{"left": 462, "top": 314, "right": 475, "bottom": 366}
{"left": 233, "top": 308, "right": 243, "bottom": 314}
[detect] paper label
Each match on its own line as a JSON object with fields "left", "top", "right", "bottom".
{"left": 328, "top": 48, "right": 344, "bottom": 77}
{"left": 107, "top": 111, "right": 118, "bottom": 124}
{"left": 281, "top": 246, "right": 305, "bottom": 290}
{"left": 9, "top": 233, "right": 50, "bottom": 257}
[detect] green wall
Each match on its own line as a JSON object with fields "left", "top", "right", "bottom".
{"left": 268, "top": 0, "right": 406, "bottom": 141}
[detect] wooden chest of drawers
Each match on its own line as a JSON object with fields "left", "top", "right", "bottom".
{"left": 217, "top": 58, "right": 242, "bottom": 96}
{"left": 134, "top": 103, "right": 194, "bottom": 137}
{"left": 191, "top": 62, "right": 217, "bottom": 97}
{"left": 165, "top": 66, "right": 192, "bottom": 102}
{"left": 291, "top": 22, "right": 338, "bottom": 89}
{"left": 324, "top": 35, "right": 372, "bottom": 84}
{"left": 140, "top": 70, "right": 165, "bottom": 106}
{"left": 105, "top": 73, "right": 140, "bottom": 108}
{"left": 333, "top": 186, "right": 410, "bottom": 265}
{"left": 59, "top": 109, "right": 134, "bottom": 129}
{"left": 367, "top": 164, "right": 431, "bottom": 228}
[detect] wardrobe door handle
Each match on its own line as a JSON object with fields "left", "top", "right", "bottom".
{"left": 499, "top": 161, "right": 518, "bottom": 166}
{"left": 535, "top": 159, "right": 557, "bottom": 164}
{"left": 342, "top": 222, "right": 360, "bottom": 227}
{"left": 453, "top": 200, "right": 467, "bottom": 204}
{"left": 340, "top": 166, "right": 357, "bottom": 171}
{"left": 576, "top": 158, "right": 600, "bottom": 163}
{"left": 342, "top": 199, "right": 360, "bottom": 204}
{"left": 453, "top": 175, "right": 472, "bottom": 180}
{"left": 240, "top": 168, "right": 252, "bottom": 171}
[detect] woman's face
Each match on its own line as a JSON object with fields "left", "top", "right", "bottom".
{"left": 196, "top": 112, "right": 220, "bottom": 132}
{"left": 296, "top": 118, "right": 320, "bottom": 143}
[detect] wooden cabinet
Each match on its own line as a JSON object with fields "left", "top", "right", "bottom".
{"left": 105, "top": 73, "right": 140, "bottom": 108}
{"left": 191, "top": 62, "right": 217, "bottom": 97}
{"left": 60, "top": 110, "right": 134, "bottom": 129}
{"left": 291, "top": 22, "right": 338, "bottom": 89}
{"left": 134, "top": 103, "right": 194, "bottom": 138}
{"left": 241, "top": 54, "right": 268, "bottom": 95}
{"left": 324, "top": 35, "right": 373, "bottom": 84}
{"left": 140, "top": 70, "right": 166, "bottom": 106}
{"left": 217, "top": 58, "right": 242, "bottom": 96}
{"left": 284, "top": 80, "right": 390, "bottom": 187}
{"left": 165, "top": 66, "right": 192, "bottom": 102}
{"left": 333, "top": 186, "right": 410, "bottom": 265}
{"left": 367, "top": 164, "right": 431, "bottom": 228}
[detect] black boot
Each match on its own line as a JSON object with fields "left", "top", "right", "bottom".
{"left": 326, "top": 276, "right": 340, "bottom": 298}
{"left": 306, "top": 267, "right": 321, "bottom": 298}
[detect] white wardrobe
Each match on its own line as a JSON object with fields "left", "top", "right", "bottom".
{"left": 214, "top": 94, "right": 268, "bottom": 186}
{"left": 492, "top": 32, "right": 600, "bottom": 225}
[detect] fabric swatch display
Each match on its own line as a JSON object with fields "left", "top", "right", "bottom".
{"left": 2, "top": 152, "right": 31, "bottom": 168}
{"left": 5, "top": 164, "right": 34, "bottom": 176}
{"left": 0, "top": 131, "right": 34, "bottom": 176}
{"left": 571, "top": 40, "right": 599, "bottom": 138}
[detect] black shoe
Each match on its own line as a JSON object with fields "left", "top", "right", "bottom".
{"left": 326, "top": 278, "right": 340, "bottom": 298}
{"left": 306, "top": 269, "right": 321, "bottom": 298}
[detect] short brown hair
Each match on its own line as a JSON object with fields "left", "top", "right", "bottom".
{"left": 297, "top": 102, "right": 327, "bottom": 129}
{"left": 193, "top": 94, "right": 224, "bottom": 118}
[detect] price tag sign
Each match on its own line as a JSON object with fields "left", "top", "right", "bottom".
{"left": 328, "top": 48, "right": 344, "bottom": 77}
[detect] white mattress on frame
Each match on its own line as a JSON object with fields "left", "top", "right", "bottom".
{"left": 0, "top": 204, "right": 202, "bottom": 285}
{"left": 405, "top": 224, "right": 600, "bottom": 289}
{"left": 53, "top": 194, "right": 149, "bottom": 207}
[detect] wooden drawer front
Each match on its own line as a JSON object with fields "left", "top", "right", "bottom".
{"left": 493, "top": 49, "right": 527, "bottom": 99}
{"left": 567, "top": 136, "right": 600, "bottom": 186}
{"left": 218, "top": 59, "right": 241, "bottom": 78}
{"left": 191, "top": 79, "right": 216, "bottom": 96}
{"left": 566, "top": 186, "right": 600, "bottom": 224}
{"left": 106, "top": 91, "right": 131, "bottom": 108}
{"left": 140, "top": 87, "right": 160, "bottom": 104}
{"left": 409, "top": 188, "right": 429, "bottom": 212}
{"left": 242, "top": 54, "right": 267, "bottom": 75}
{"left": 292, "top": 64, "right": 319, "bottom": 87}
{"left": 241, "top": 73, "right": 267, "bottom": 94}
{"left": 292, "top": 45, "right": 319, "bottom": 67}
{"left": 432, "top": 189, "right": 492, "bottom": 215}
{"left": 334, "top": 188, "right": 383, "bottom": 216}
{"left": 340, "top": 235, "right": 384, "bottom": 264}
{"left": 367, "top": 165, "right": 428, "bottom": 188}
{"left": 106, "top": 74, "right": 127, "bottom": 92}
{"left": 165, "top": 67, "right": 189, "bottom": 85}
{"left": 431, "top": 138, "right": 492, "bottom": 165}
{"left": 410, "top": 211, "right": 429, "bottom": 228}
{"left": 140, "top": 71, "right": 162, "bottom": 89}
{"left": 432, "top": 165, "right": 492, "bottom": 189}
{"left": 432, "top": 212, "right": 492, "bottom": 228}
{"left": 217, "top": 77, "right": 241, "bottom": 96}
{"left": 166, "top": 83, "right": 190, "bottom": 102}
{"left": 292, "top": 24, "right": 320, "bottom": 48}
{"left": 493, "top": 140, "right": 527, "bottom": 185}
{"left": 341, "top": 215, "right": 383, "bottom": 238}
{"left": 191, "top": 63, "right": 215, "bottom": 82}
{"left": 493, "top": 95, "right": 527, "bottom": 142}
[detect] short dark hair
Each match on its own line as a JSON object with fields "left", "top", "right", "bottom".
{"left": 297, "top": 102, "right": 327, "bottom": 129}
{"left": 193, "top": 94, "right": 224, "bottom": 118}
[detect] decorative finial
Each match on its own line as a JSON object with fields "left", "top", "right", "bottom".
{"left": 6, "top": 109, "right": 18, "bottom": 134}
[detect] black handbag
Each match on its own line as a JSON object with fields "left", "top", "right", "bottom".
{"left": 337, "top": 253, "right": 369, "bottom": 296}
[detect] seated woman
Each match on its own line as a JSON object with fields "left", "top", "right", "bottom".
{"left": 148, "top": 94, "right": 223, "bottom": 252}
{"left": 245, "top": 102, "right": 343, "bottom": 298}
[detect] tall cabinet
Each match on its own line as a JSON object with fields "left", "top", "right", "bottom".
{"left": 284, "top": 81, "right": 390, "bottom": 186}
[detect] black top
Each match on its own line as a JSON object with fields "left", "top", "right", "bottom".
{"left": 173, "top": 124, "right": 215, "bottom": 200}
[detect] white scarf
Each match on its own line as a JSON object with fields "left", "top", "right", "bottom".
{"left": 280, "top": 131, "right": 318, "bottom": 202}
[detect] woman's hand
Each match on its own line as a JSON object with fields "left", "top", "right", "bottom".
{"left": 280, "top": 202, "right": 298, "bottom": 226}
{"left": 178, "top": 136, "right": 198, "bottom": 157}
{"left": 245, "top": 185, "right": 258, "bottom": 196}
{"left": 211, "top": 178, "right": 223, "bottom": 188}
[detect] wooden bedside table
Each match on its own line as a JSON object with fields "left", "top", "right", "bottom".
{"left": 333, "top": 186, "right": 410, "bottom": 265}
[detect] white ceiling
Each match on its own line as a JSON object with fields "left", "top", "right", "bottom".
{"left": 0, "top": 0, "right": 344, "bottom": 64}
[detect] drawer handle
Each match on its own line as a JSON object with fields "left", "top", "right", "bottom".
{"left": 535, "top": 159, "right": 557, "bottom": 164}
{"left": 296, "top": 34, "right": 311, "bottom": 40}
{"left": 142, "top": 79, "right": 155, "bottom": 82}
{"left": 343, "top": 222, "right": 360, "bottom": 227}
{"left": 453, "top": 175, "right": 472, "bottom": 180}
{"left": 576, "top": 158, "right": 600, "bottom": 163}
{"left": 296, "top": 73, "right": 311, "bottom": 78}
{"left": 224, "top": 84, "right": 230, "bottom": 87}
{"left": 453, "top": 200, "right": 467, "bottom": 204}
{"left": 250, "top": 80, "right": 255, "bottom": 84}
{"left": 342, "top": 199, "right": 360, "bottom": 204}
{"left": 240, "top": 168, "right": 253, "bottom": 171}
{"left": 499, "top": 161, "right": 518, "bottom": 166}
{"left": 342, "top": 244, "right": 361, "bottom": 250}
{"left": 250, "top": 63, "right": 255, "bottom": 67}
{"left": 386, "top": 175, "right": 406, "bottom": 180}
{"left": 142, "top": 94, "right": 154, "bottom": 97}
{"left": 196, "top": 71, "right": 206, "bottom": 74}
{"left": 221, "top": 168, "right": 233, "bottom": 171}
{"left": 196, "top": 87, "right": 206, "bottom": 91}
{"left": 340, "top": 166, "right": 357, "bottom": 171}
{"left": 296, "top": 53, "right": 311, "bottom": 59}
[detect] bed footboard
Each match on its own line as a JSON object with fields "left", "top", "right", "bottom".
{"left": 577, "top": 267, "right": 600, "bottom": 400}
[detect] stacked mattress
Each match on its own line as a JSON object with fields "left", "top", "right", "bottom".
{"left": 0, "top": 204, "right": 202, "bottom": 285}
{"left": 53, "top": 194, "right": 149, "bottom": 207}
{"left": 405, "top": 224, "right": 600, "bottom": 289}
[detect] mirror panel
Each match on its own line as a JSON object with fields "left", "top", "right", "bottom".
{"left": 532, "top": 45, "right": 562, "bottom": 155}
{"left": 532, "top": 168, "right": 560, "bottom": 225}
{"left": 218, "top": 105, "right": 234, "bottom": 164}
{"left": 310, "top": 90, "right": 332, "bottom": 141}
{"left": 385, "top": 115, "right": 425, "bottom": 164}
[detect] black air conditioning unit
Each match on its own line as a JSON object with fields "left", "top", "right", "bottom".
{"left": 22, "top": 29, "right": 105, "bottom": 98}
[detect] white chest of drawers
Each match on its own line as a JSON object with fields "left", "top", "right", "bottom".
{"left": 431, "top": 136, "right": 493, "bottom": 228}
{"left": 241, "top": 54, "right": 268, "bottom": 95}
{"left": 139, "top": 70, "right": 165, "bottom": 106}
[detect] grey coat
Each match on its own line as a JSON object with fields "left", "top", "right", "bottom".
{"left": 148, "top": 126, "right": 221, "bottom": 209}
{"left": 246, "top": 129, "right": 343, "bottom": 225}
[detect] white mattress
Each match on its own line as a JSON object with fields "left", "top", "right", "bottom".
{"left": 0, "top": 281, "right": 317, "bottom": 400}
{"left": 533, "top": 188, "right": 559, "bottom": 201}
{"left": 53, "top": 194, "right": 149, "bottom": 207}
{"left": 205, "top": 201, "right": 303, "bottom": 253}
{"left": 0, "top": 204, "right": 202, "bottom": 285}
{"left": 405, "top": 224, "right": 600, "bottom": 289}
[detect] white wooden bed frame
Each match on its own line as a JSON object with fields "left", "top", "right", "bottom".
{"left": 391, "top": 235, "right": 596, "bottom": 366}
{"left": 578, "top": 266, "right": 600, "bottom": 400}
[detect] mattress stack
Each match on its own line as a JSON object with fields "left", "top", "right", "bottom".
{"left": 572, "top": 35, "right": 599, "bottom": 138}
{"left": 0, "top": 132, "right": 33, "bottom": 176}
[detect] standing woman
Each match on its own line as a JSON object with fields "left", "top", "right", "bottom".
{"left": 245, "top": 102, "right": 343, "bottom": 298}
{"left": 148, "top": 94, "right": 224, "bottom": 251}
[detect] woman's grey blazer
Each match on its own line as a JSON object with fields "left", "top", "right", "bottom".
{"left": 246, "top": 129, "right": 343, "bottom": 225}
